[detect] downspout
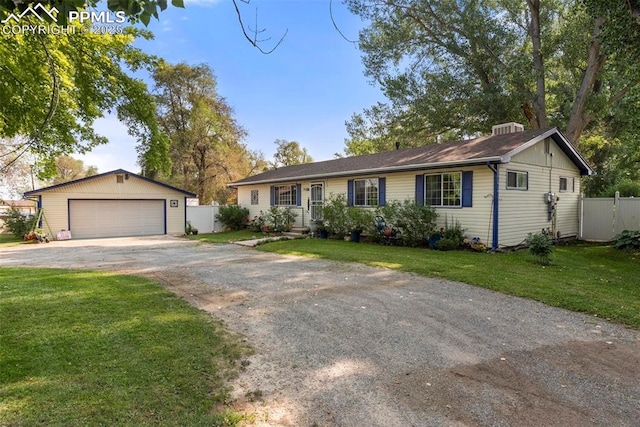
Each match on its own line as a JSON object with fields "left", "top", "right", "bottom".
{"left": 487, "top": 163, "right": 499, "bottom": 250}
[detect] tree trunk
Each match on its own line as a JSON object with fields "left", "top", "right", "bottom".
{"left": 526, "top": 0, "right": 548, "bottom": 129}
{"left": 565, "top": 17, "right": 606, "bottom": 147}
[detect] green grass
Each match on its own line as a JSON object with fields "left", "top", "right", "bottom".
{"left": 0, "top": 268, "right": 251, "bottom": 426}
{"left": 186, "top": 229, "right": 262, "bottom": 244}
{"left": 257, "top": 239, "right": 640, "bottom": 328}
{"left": 0, "top": 233, "right": 23, "bottom": 246}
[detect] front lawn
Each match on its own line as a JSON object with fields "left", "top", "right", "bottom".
{"left": 0, "top": 233, "right": 22, "bottom": 246}
{"left": 0, "top": 268, "right": 251, "bottom": 426}
{"left": 186, "top": 229, "right": 261, "bottom": 243}
{"left": 257, "top": 239, "right": 640, "bottom": 328}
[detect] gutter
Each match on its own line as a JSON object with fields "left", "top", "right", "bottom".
{"left": 487, "top": 162, "right": 499, "bottom": 250}
{"left": 229, "top": 156, "right": 502, "bottom": 187}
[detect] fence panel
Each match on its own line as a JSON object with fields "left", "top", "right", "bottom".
{"left": 580, "top": 197, "right": 615, "bottom": 241}
{"left": 186, "top": 205, "right": 223, "bottom": 233}
{"left": 615, "top": 198, "right": 640, "bottom": 235}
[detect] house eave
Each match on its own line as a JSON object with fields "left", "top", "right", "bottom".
{"left": 229, "top": 156, "right": 502, "bottom": 187}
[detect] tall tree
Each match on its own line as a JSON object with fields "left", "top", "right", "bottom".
{"left": 271, "top": 139, "right": 313, "bottom": 168}
{"left": 52, "top": 155, "right": 97, "bottom": 184}
{"left": 0, "top": 24, "right": 168, "bottom": 179}
{"left": 144, "top": 62, "right": 255, "bottom": 204}
{"left": 344, "top": 0, "right": 640, "bottom": 153}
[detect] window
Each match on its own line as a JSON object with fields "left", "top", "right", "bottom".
{"left": 425, "top": 172, "right": 462, "bottom": 207}
{"left": 250, "top": 190, "right": 259, "bottom": 205}
{"left": 354, "top": 178, "right": 379, "bottom": 206}
{"left": 559, "top": 177, "right": 574, "bottom": 193}
{"left": 507, "top": 170, "right": 528, "bottom": 190}
{"left": 559, "top": 177, "right": 568, "bottom": 192}
{"left": 273, "top": 185, "right": 297, "bottom": 206}
{"left": 116, "top": 174, "right": 124, "bottom": 184}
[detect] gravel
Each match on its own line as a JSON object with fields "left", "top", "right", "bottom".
{"left": 1, "top": 235, "right": 639, "bottom": 426}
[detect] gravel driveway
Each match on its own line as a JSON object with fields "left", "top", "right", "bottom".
{"left": 1, "top": 236, "right": 639, "bottom": 426}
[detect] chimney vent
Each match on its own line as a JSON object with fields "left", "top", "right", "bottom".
{"left": 492, "top": 122, "right": 524, "bottom": 136}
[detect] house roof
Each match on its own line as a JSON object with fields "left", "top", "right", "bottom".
{"left": 230, "top": 127, "right": 594, "bottom": 186}
{"left": 0, "top": 199, "right": 36, "bottom": 207}
{"left": 24, "top": 169, "right": 197, "bottom": 197}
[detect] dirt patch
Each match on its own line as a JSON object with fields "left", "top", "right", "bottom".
{"left": 1, "top": 237, "right": 639, "bottom": 426}
{"left": 393, "top": 340, "right": 640, "bottom": 426}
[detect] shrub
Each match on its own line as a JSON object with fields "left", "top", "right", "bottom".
{"left": 441, "top": 217, "right": 465, "bottom": 246}
{"left": 347, "top": 206, "right": 373, "bottom": 233}
{"left": 526, "top": 232, "right": 554, "bottom": 265}
{"left": 265, "top": 207, "right": 297, "bottom": 233}
{"left": 604, "top": 181, "right": 640, "bottom": 197}
{"left": 377, "top": 200, "right": 437, "bottom": 247}
{"left": 614, "top": 230, "right": 640, "bottom": 250}
{"left": 3, "top": 207, "right": 36, "bottom": 238}
{"left": 434, "top": 237, "right": 460, "bottom": 251}
{"left": 321, "top": 194, "right": 350, "bottom": 237}
{"left": 215, "top": 205, "right": 250, "bottom": 231}
{"left": 248, "top": 211, "right": 267, "bottom": 232}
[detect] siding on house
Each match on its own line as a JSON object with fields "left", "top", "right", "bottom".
{"left": 233, "top": 129, "right": 593, "bottom": 249}
{"left": 498, "top": 138, "right": 582, "bottom": 246}
{"left": 238, "top": 165, "right": 499, "bottom": 245}
{"left": 30, "top": 172, "right": 191, "bottom": 237}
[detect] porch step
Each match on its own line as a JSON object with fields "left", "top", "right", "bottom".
{"left": 289, "top": 227, "right": 310, "bottom": 234}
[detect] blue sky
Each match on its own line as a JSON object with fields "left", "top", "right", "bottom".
{"left": 79, "top": 0, "right": 384, "bottom": 173}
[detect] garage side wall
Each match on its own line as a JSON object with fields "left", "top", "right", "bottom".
{"left": 35, "top": 174, "right": 188, "bottom": 238}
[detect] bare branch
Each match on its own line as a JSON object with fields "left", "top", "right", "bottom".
{"left": 232, "top": 0, "right": 287, "bottom": 55}
{"left": 330, "top": 0, "right": 358, "bottom": 44}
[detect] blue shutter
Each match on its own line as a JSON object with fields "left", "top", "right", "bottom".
{"left": 415, "top": 175, "right": 424, "bottom": 206}
{"left": 378, "top": 177, "right": 386, "bottom": 206}
{"left": 296, "top": 184, "right": 302, "bottom": 206}
{"left": 347, "top": 179, "right": 354, "bottom": 205}
{"left": 270, "top": 186, "right": 275, "bottom": 206}
{"left": 462, "top": 171, "right": 473, "bottom": 207}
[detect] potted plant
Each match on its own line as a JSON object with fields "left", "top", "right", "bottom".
{"left": 428, "top": 227, "right": 444, "bottom": 249}
{"left": 347, "top": 206, "right": 371, "bottom": 243}
{"left": 317, "top": 223, "right": 329, "bottom": 239}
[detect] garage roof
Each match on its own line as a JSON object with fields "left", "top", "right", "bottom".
{"left": 24, "top": 169, "right": 197, "bottom": 197}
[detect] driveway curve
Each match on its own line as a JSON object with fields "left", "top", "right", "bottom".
{"left": 1, "top": 236, "right": 639, "bottom": 426}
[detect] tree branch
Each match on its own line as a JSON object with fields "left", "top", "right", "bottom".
{"left": 232, "top": 0, "right": 287, "bottom": 54}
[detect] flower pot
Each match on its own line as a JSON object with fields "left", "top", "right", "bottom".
{"left": 319, "top": 229, "right": 328, "bottom": 239}
{"left": 350, "top": 230, "right": 361, "bottom": 243}
{"left": 429, "top": 235, "right": 441, "bottom": 249}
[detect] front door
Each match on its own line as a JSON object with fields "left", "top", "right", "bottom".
{"left": 310, "top": 182, "right": 323, "bottom": 221}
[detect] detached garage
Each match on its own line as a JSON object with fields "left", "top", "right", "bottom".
{"left": 24, "top": 169, "right": 196, "bottom": 239}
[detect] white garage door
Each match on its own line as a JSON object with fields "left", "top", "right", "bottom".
{"left": 69, "top": 200, "right": 165, "bottom": 239}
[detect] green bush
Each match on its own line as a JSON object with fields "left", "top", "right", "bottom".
{"left": 434, "top": 237, "right": 460, "bottom": 251}
{"left": 614, "top": 230, "right": 640, "bottom": 250}
{"left": 321, "top": 194, "right": 351, "bottom": 237}
{"left": 215, "top": 205, "right": 250, "bottom": 231}
{"left": 347, "top": 206, "right": 373, "bottom": 233}
{"left": 265, "top": 206, "right": 297, "bottom": 233}
{"left": 604, "top": 180, "right": 640, "bottom": 197}
{"left": 377, "top": 200, "right": 437, "bottom": 247}
{"left": 3, "top": 207, "right": 36, "bottom": 238}
{"left": 526, "top": 232, "right": 554, "bottom": 265}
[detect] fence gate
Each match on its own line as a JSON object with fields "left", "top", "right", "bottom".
{"left": 580, "top": 194, "right": 640, "bottom": 241}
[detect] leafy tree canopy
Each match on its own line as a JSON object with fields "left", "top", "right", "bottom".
{"left": 344, "top": 0, "right": 640, "bottom": 155}
{"left": 143, "top": 62, "right": 261, "bottom": 204}
{"left": 0, "top": 23, "right": 168, "bottom": 179}
{"left": 271, "top": 139, "right": 313, "bottom": 168}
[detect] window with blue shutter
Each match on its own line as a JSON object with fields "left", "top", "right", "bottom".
{"left": 296, "top": 184, "right": 302, "bottom": 206}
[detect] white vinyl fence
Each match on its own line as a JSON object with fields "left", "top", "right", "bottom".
{"left": 580, "top": 193, "right": 640, "bottom": 241}
{"left": 186, "top": 205, "right": 225, "bottom": 233}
